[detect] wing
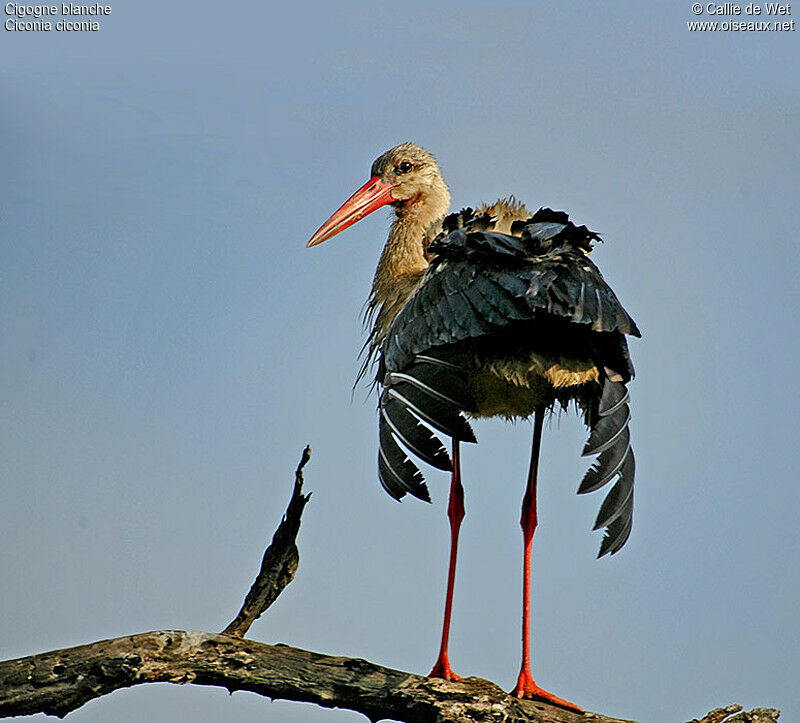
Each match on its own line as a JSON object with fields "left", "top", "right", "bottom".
{"left": 383, "top": 207, "right": 640, "bottom": 374}
{"left": 376, "top": 208, "right": 640, "bottom": 556}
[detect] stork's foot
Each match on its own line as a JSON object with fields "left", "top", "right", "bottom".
{"left": 512, "top": 669, "right": 583, "bottom": 712}
{"left": 428, "top": 654, "right": 461, "bottom": 682}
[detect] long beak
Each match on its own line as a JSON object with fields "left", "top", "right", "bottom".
{"left": 307, "top": 176, "right": 398, "bottom": 247}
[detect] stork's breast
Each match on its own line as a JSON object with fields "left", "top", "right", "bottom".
{"left": 468, "top": 352, "right": 599, "bottom": 419}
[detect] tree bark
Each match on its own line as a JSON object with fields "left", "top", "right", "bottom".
{"left": 0, "top": 633, "right": 781, "bottom": 723}
{"left": 0, "top": 630, "right": 627, "bottom": 722}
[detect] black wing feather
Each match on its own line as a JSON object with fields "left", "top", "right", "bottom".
{"left": 582, "top": 403, "right": 631, "bottom": 456}
{"left": 380, "top": 396, "right": 451, "bottom": 471}
{"left": 598, "top": 490, "right": 634, "bottom": 557}
{"left": 469, "top": 274, "right": 530, "bottom": 323}
{"left": 593, "top": 449, "right": 635, "bottom": 530}
{"left": 578, "top": 427, "right": 631, "bottom": 494}
{"left": 378, "top": 413, "right": 430, "bottom": 502}
{"left": 580, "top": 375, "right": 636, "bottom": 556}
{"left": 599, "top": 380, "right": 630, "bottom": 416}
{"left": 386, "top": 382, "right": 476, "bottom": 443}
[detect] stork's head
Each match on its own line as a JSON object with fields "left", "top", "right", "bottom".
{"left": 307, "top": 143, "right": 450, "bottom": 247}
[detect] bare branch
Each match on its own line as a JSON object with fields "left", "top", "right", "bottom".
{"left": 0, "top": 633, "right": 780, "bottom": 723}
{"left": 689, "top": 705, "right": 780, "bottom": 723}
{"left": 0, "top": 631, "right": 629, "bottom": 722}
{"left": 222, "top": 446, "right": 312, "bottom": 637}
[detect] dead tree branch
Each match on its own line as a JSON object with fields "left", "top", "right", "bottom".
{"left": 0, "top": 448, "right": 781, "bottom": 723}
{"left": 690, "top": 706, "right": 779, "bottom": 723}
{"left": 0, "top": 631, "right": 629, "bottom": 723}
{"left": 223, "top": 445, "right": 311, "bottom": 637}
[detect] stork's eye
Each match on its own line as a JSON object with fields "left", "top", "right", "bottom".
{"left": 395, "top": 161, "right": 413, "bottom": 174}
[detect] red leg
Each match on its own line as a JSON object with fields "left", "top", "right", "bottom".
{"left": 512, "top": 409, "right": 583, "bottom": 712}
{"left": 429, "top": 439, "right": 464, "bottom": 681}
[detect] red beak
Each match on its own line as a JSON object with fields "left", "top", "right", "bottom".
{"left": 307, "top": 176, "right": 398, "bottom": 247}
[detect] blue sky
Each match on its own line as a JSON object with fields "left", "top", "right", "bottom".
{"left": 1, "top": 3, "right": 798, "bottom": 722}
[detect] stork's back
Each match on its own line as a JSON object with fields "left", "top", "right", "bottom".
{"left": 473, "top": 197, "right": 532, "bottom": 234}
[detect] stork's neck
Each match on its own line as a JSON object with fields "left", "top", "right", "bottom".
{"left": 359, "top": 181, "right": 450, "bottom": 381}
{"left": 372, "top": 182, "right": 451, "bottom": 295}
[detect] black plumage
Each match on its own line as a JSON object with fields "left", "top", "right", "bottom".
{"left": 377, "top": 207, "right": 640, "bottom": 557}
